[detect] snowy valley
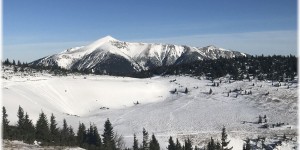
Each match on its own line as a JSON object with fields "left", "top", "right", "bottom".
{"left": 2, "top": 65, "right": 298, "bottom": 150}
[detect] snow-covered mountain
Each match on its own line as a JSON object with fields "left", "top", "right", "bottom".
{"left": 31, "top": 36, "right": 247, "bottom": 74}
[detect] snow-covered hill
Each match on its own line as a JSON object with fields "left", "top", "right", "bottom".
{"left": 2, "top": 66, "right": 297, "bottom": 149}
{"left": 31, "top": 36, "right": 247, "bottom": 74}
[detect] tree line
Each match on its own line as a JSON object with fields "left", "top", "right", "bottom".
{"left": 3, "top": 106, "right": 238, "bottom": 150}
{"left": 135, "top": 55, "right": 297, "bottom": 81}
{"left": 3, "top": 55, "right": 297, "bottom": 80}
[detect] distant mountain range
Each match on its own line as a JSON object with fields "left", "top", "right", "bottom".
{"left": 31, "top": 36, "right": 248, "bottom": 74}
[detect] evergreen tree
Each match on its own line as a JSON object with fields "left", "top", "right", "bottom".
{"left": 243, "top": 138, "right": 251, "bottom": 150}
{"left": 49, "top": 113, "right": 59, "bottom": 144}
{"left": 175, "top": 138, "right": 182, "bottom": 150}
{"left": 93, "top": 125, "right": 102, "bottom": 148}
{"left": 17, "top": 106, "right": 25, "bottom": 140}
{"left": 258, "top": 115, "right": 262, "bottom": 124}
{"left": 60, "top": 119, "right": 69, "bottom": 145}
{"left": 149, "top": 134, "right": 160, "bottom": 150}
{"left": 133, "top": 134, "right": 139, "bottom": 150}
{"left": 142, "top": 128, "right": 149, "bottom": 150}
{"left": 17, "top": 60, "right": 22, "bottom": 66}
{"left": 23, "top": 113, "right": 35, "bottom": 144}
{"left": 3, "top": 58, "right": 10, "bottom": 65}
{"left": 184, "top": 88, "right": 188, "bottom": 94}
{"left": 184, "top": 138, "right": 193, "bottom": 150}
{"left": 102, "top": 118, "right": 116, "bottom": 150}
{"left": 2, "top": 106, "right": 10, "bottom": 139}
{"left": 209, "top": 88, "right": 213, "bottom": 94}
{"left": 12, "top": 60, "right": 16, "bottom": 66}
{"left": 35, "top": 111, "right": 50, "bottom": 145}
{"left": 68, "top": 126, "right": 76, "bottom": 146}
{"left": 207, "top": 137, "right": 215, "bottom": 150}
{"left": 221, "top": 126, "right": 232, "bottom": 150}
{"left": 167, "top": 136, "right": 176, "bottom": 150}
{"left": 77, "top": 123, "right": 87, "bottom": 147}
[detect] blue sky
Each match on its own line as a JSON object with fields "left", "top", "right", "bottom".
{"left": 3, "top": 0, "right": 297, "bottom": 62}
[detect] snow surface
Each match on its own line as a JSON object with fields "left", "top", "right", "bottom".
{"left": 3, "top": 140, "right": 85, "bottom": 150}
{"left": 2, "top": 68, "right": 297, "bottom": 149}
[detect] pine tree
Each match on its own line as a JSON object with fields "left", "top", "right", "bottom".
{"left": 60, "top": 119, "right": 69, "bottom": 145}
{"left": 49, "top": 113, "right": 59, "bottom": 144}
{"left": 12, "top": 60, "right": 16, "bottom": 66}
{"left": 175, "top": 138, "right": 182, "bottom": 150}
{"left": 102, "top": 118, "right": 116, "bottom": 150}
{"left": 149, "top": 134, "right": 160, "bottom": 150}
{"left": 35, "top": 111, "right": 50, "bottom": 145}
{"left": 133, "top": 134, "right": 139, "bottom": 150}
{"left": 184, "top": 138, "right": 193, "bottom": 150}
{"left": 258, "top": 115, "right": 262, "bottom": 124}
{"left": 2, "top": 106, "right": 10, "bottom": 139}
{"left": 243, "top": 138, "right": 251, "bottom": 150}
{"left": 221, "top": 126, "right": 232, "bottom": 150}
{"left": 3, "top": 58, "right": 10, "bottom": 65}
{"left": 209, "top": 88, "right": 213, "bottom": 94}
{"left": 167, "top": 136, "right": 176, "bottom": 150}
{"left": 68, "top": 126, "right": 76, "bottom": 146}
{"left": 184, "top": 88, "right": 188, "bottom": 94}
{"left": 207, "top": 137, "right": 215, "bottom": 150}
{"left": 77, "top": 123, "right": 87, "bottom": 147}
{"left": 17, "top": 60, "right": 22, "bottom": 66}
{"left": 93, "top": 125, "right": 102, "bottom": 148}
{"left": 23, "top": 113, "right": 35, "bottom": 144}
{"left": 142, "top": 128, "right": 149, "bottom": 150}
{"left": 17, "top": 106, "right": 25, "bottom": 140}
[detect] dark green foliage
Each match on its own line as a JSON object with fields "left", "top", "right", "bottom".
{"left": 221, "top": 126, "right": 232, "bottom": 150}
{"left": 207, "top": 137, "right": 222, "bottom": 150}
{"left": 133, "top": 134, "right": 139, "bottom": 150}
{"left": 167, "top": 136, "right": 176, "bottom": 150}
{"left": 243, "top": 138, "right": 251, "bottom": 150}
{"left": 209, "top": 88, "right": 212, "bottom": 94}
{"left": 16, "top": 106, "right": 25, "bottom": 140}
{"left": 184, "top": 138, "right": 193, "bottom": 150}
{"left": 60, "top": 119, "right": 69, "bottom": 145}
{"left": 49, "top": 113, "right": 59, "bottom": 144}
{"left": 35, "top": 111, "right": 50, "bottom": 144}
{"left": 77, "top": 123, "right": 87, "bottom": 147}
{"left": 138, "top": 55, "right": 297, "bottom": 81}
{"left": 258, "top": 115, "right": 262, "bottom": 124}
{"left": 68, "top": 126, "right": 76, "bottom": 146}
{"left": 184, "top": 88, "right": 188, "bottom": 94}
{"left": 142, "top": 128, "right": 149, "bottom": 150}
{"left": 2, "top": 106, "right": 10, "bottom": 139}
{"left": 3, "top": 58, "right": 11, "bottom": 65}
{"left": 102, "top": 118, "right": 116, "bottom": 150}
{"left": 207, "top": 137, "right": 215, "bottom": 150}
{"left": 23, "top": 113, "right": 35, "bottom": 144}
{"left": 149, "top": 134, "right": 160, "bottom": 150}
{"left": 86, "top": 124, "right": 102, "bottom": 149}
{"left": 175, "top": 138, "right": 182, "bottom": 150}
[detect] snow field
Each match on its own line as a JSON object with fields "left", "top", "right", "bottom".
{"left": 2, "top": 73, "right": 297, "bottom": 149}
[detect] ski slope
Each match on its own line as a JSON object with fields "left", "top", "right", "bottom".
{"left": 2, "top": 70, "right": 297, "bottom": 149}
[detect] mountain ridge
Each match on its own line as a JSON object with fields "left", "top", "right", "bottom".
{"left": 31, "top": 36, "right": 248, "bottom": 74}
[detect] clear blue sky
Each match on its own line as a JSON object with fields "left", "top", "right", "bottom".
{"left": 3, "top": 0, "right": 297, "bottom": 62}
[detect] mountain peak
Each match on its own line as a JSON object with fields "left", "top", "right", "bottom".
{"left": 84, "top": 35, "right": 118, "bottom": 50}
{"left": 99, "top": 35, "right": 118, "bottom": 42}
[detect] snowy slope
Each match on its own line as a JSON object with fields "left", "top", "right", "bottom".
{"left": 31, "top": 36, "right": 248, "bottom": 74}
{"left": 2, "top": 68, "right": 297, "bottom": 149}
